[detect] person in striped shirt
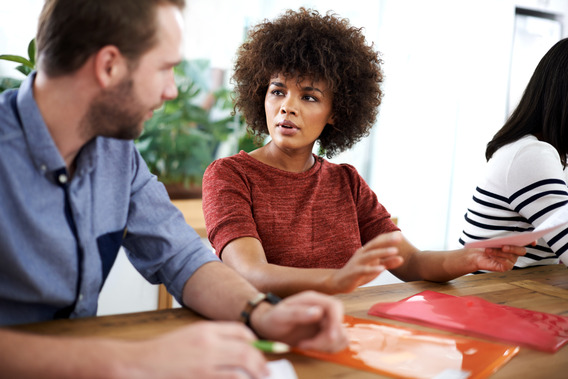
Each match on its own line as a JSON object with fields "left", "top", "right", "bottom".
{"left": 460, "top": 38, "right": 568, "bottom": 268}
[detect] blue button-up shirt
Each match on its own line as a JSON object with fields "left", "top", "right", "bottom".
{"left": 0, "top": 73, "right": 218, "bottom": 325}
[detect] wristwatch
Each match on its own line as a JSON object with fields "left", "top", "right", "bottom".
{"left": 239, "top": 292, "right": 281, "bottom": 328}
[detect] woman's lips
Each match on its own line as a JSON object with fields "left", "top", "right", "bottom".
{"left": 276, "top": 120, "right": 299, "bottom": 136}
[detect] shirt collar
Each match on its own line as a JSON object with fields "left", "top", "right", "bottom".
{"left": 17, "top": 72, "right": 97, "bottom": 178}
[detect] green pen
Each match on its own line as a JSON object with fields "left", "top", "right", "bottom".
{"left": 252, "top": 340, "right": 291, "bottom": 354}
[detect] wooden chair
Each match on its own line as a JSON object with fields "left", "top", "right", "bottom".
{"left": 157, "top": 199, "right": 206, "bottom": 310}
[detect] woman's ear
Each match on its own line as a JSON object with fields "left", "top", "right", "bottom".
{"left": 93, "top": 45, "right": 128, "bottom": 88}
{"left": 327, "top": 114, "right": 335, "bottom": 125}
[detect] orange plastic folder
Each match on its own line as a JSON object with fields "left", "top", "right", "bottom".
{"left": 294, "top": 315, "right": 519, "bottom": 379}
{"left": 368, "top": 290, "right": 568, "bottom": 353}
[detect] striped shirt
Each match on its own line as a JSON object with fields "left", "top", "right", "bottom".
{"left": 460, "top": 135, "right": 568, "bottom": 267}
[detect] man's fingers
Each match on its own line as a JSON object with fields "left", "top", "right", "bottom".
{"left": 193, "top": 321, "right": 257, "bottom": 342}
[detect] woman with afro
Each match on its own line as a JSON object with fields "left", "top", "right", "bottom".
{"left": 202, "top": 8, "right": 525, "bottom": 297}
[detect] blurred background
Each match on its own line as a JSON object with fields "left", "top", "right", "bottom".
{"left": 1, "top": 0, "right": 567, "bottom": 312}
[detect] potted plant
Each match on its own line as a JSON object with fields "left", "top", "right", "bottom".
{"left": 0, "top": 38, "right": 35, "bottom": 91}
{"left": 135, "top": 59, "right": 253, "bottom": 199}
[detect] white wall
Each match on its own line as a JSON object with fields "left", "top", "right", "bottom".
{"left": 370, "top": 0, "right": 517, "bottom": 250}
{"left": 2, "top": 0, "right": 568, "bottom": 313}
{"left": 369, "top": 0, "right": 568, "bottom": 251}
{"left": 0, "top": 0, "right": 42, "bottom": 78}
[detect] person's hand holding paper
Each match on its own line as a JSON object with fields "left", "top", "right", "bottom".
{"left": 465, "top": 208, "right": 568, "bottom": 261}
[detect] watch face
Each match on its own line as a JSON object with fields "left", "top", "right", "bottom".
{"left": 266, "top": 292, "right": 282, "bottom": 304}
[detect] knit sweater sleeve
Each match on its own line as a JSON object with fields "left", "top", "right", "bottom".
{"left": 202, "top": 157, "right": 260, "bottom": 258}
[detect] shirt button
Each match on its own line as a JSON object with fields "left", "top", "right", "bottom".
{"left": 40, "top": 165, "right": 47, "bottom": 172}
{"left": 78, "top": 293, "right": 84, "bottom": 302}
{"left": 58, "top": 173, "right": 68, "bottom": 184}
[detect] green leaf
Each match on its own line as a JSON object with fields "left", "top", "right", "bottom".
{"left": 0, "top": 77, "right": 23, "bottom": 93}
{"left": 16, "top": 65, "right": 32, "bottom": 76}
{"left": 135, "top": 58, "right": 250, "bottom": 186}
{"left": 27, "top": 39, "right": 36, "bottom": 66}
{"left": 0, "top": 54, "right": 34, "bottom": 69}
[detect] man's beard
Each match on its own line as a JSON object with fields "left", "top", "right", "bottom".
{"left": 81, "top": 77, "right": 148, "bottom": 140}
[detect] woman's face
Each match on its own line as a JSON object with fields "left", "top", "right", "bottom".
{"left": 264, "top": 73, "right": 334, "bottom": 154}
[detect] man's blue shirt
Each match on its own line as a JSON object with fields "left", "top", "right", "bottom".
{"left": 0, "top": 73, "right": 218, "bottom": 325}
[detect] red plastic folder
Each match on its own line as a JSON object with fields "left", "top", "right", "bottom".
{"left": 368, "top": 290, "right": 568, "bottom": 353}
{"left": 294, "top": 315, "right": 518, "bottom": 379}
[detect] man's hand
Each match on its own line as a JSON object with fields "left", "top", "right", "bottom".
{"left": 128, "top": 321, "right": 269, "bottom": 379}
{"left": 0, "top": 321, "right": 269, "bottom": 379}
{"left": 249, "top": 290, "right": 348, "bottom": 353}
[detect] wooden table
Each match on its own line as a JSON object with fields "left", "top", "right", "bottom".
{"left": 10, "top": 265, "right": 568, "bottom": 378}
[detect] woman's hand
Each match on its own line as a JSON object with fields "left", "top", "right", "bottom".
{"left": 469, "top": 245, "right": 527, "bottom": 272}
{"left": 327, "top": 232, "right": 405, "bottom": 293}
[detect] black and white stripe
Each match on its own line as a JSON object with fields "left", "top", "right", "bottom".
{"left": 460, "top": 164, "right": 568, "bottom": 267}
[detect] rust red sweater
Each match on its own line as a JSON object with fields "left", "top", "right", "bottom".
{"left": 202, "top": 151, "right": 398, "bottom": 269}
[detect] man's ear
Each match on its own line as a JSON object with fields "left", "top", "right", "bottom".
{"left": 93, "top": 45, "right": 128, "bottom": 88}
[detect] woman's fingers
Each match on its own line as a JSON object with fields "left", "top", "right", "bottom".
{"left": 361, "top": 231, "right": 403, "bottom": 250}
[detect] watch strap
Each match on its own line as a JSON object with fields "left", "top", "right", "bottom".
{"left": 239, "top": 292, "right": 281, "bottom": 328}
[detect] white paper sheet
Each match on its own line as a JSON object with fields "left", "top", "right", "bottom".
{"left": 464, "top": 214, "right": 568, "bottom": 249}
{"left": 266, "top": 359, "right": 298, "bottom": 379}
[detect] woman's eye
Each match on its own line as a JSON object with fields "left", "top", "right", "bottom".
{"left": 271, "top": 89, "right": 284, "bottom": 96}
{"left": 304, "top": 95, "right": 317, "bottom": 102}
